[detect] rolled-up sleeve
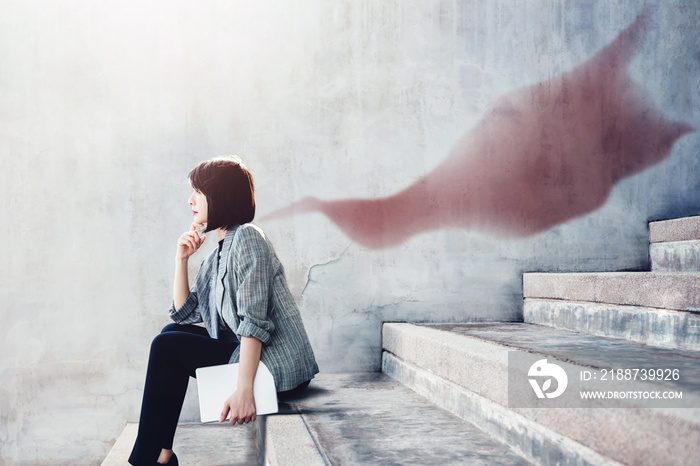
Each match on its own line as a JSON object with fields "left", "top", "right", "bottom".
{"left": 169, "top": 289, "right": 201, "bottom": 324}
{"left": 232, "top": 227, "right": 275, "bottom": 345}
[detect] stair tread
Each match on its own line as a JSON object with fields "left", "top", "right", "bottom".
{"left": 289, "top": 373, "right": 532, "bottom": 466}
{"left": 650, "top": 216, "right": 700, "bottom": 243}
{"left": 101, "top": 422, "right": 257, "bottom": 466}
{"left": 423, "top": 323, "right": 700, "bottom": 392}
{"left": 523, "top": 271, "right": 700, "bottom": 311}
{"left": 171, "top": 423, "right": 258, "bottom": 465}
{"left": 382, "top": 322, "right": 700, "bottom": 465}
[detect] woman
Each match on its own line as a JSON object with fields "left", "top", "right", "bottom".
{"left": 129, "top": 155, "right": 319, "bottom": 466}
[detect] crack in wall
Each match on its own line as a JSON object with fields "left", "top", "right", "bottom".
{"left": 301, "top": 244, "right": 352, "bottom": 296}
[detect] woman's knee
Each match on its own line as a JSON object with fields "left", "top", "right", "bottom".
{"left": 161, "top": 323, "right": 181, "bottom": 334}
{"left": 161, "top": 323, "right": 210, "bottom": 337}
{"left": 150, "top": 330, "right": 180, "bottom": 357}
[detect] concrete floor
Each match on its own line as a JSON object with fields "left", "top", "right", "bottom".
{"left": 292, "top": 373, "right": 532, "bottom": 465}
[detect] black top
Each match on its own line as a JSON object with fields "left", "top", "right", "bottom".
{"left": 216, "top": 238, "right": 238, "bottom": 343}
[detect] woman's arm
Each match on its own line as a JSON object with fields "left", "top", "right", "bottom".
{"left": 173, "top": 222, "right": 206, "bottom": 309}
{"left": 173, "top": 258, "right": 190, "bottom": 310}
{"left": 231, "top": 226, "right": 275, "bottom": 343}
{"left": 219, "top": 336, "right": 262, "bottom": 425}
{"left": 219, "top": 225, "right": 275, "bottom": 425}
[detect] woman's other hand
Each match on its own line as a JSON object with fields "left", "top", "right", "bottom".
{"left": 176, "top": 223, "right": 206, "bottom": 261}
{"left": 220, "top": 386, "right": 257, "bottom": 425}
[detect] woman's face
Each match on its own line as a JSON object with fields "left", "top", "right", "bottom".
{"left": 188, "top": 190, "right": 208, "bottom": 224}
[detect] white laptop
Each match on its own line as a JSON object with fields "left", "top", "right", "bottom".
{"left": 195, "top": 361, "right": 278, "bottom": 423}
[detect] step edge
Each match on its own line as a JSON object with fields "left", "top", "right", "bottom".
{"left": 523, "top": 297, "right": 700, "bottom": 313}
{"left": 523, "top": 299, "right": 700, "bottom": 351}
{"left": 100, "top": 422, "right": 137, "bottom": 466}
{"left": 383, "top": 351, "right": 700, "bottom": 466}
{"left": 382, "top": 323, "right": 700, "bottom": 405}
{"left": 382, "top": 352, "right": 622, "bottom": 466}
{"left": 649, "top": 238, "right": 700, "bottom": 246}
{"left": 523, "top": 271, "right": 700, "bottom": 279}
{"left": 256, "top": 409, "right": 328, "bottom": 466}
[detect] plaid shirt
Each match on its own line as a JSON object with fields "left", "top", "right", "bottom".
{"left": 170, "top": 223, "right": 319, "bottom": 391}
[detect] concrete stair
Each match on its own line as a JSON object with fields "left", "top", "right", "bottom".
{"left": 650, "top": 216, "right": 700, "bottom": 272}
{"left": 382, "top": 322, "right": 700, "bottom": 466}
{"left": 104, "top": 373, "right": 532, "bottom": 465}
{"left": 523, "top": 216, "right": 700, "bottom": 350}
{"left": 523, "top": 273, "right": 700, "bottom": 350}
{"left": 263, "top": 373, "right": 532, "bottom": 465}
{"left": 102, "top": 422, "right": 258, "bottom": 465}
{"left": 103, "top": 216, "right": 700, "bottom": 465}
{"left": 381, "top": 215, "right": 700, "bottom": 466}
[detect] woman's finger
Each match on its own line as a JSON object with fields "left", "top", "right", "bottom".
{"left": 247, "top": 410, "right": 255, "bottom": 423}
{"left": 188, "top": 233, "right": 199, "bottom": 247}
{"left": 185, "top": 237, "right": 197, "bottom": 252}
{"left": 185, "top": 231, "right": 205, "bottom": 249}
{"left": 194, "top": 230, "right": 205, "bottom": 245}
{"left": 219, "top": 405, "right": 230, "bottom": 423}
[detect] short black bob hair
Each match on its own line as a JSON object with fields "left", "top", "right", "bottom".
{"left": 188, "top": 155, "right": 255, "bottom": 233}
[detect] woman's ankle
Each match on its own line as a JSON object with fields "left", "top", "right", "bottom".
{"left": 157, "top": 449, "right": 173, "bottom": 464}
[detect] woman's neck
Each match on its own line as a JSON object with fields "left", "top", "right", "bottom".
{"left": 216, "top": 228, "right": 227, "bottom": 240}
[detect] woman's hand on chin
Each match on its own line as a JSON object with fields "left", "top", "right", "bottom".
{"left": 220, "top": 386, "right": 257, "bottom": 425}
{"left": 176, "top": 222, "right": 206, "bottom": 261}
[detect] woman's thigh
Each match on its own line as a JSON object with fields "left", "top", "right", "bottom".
{"left": 150, "top": 329, "right": 238, "bottom": 378}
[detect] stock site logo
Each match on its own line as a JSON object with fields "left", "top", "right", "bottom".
{"left": 528, "top": 359, "right": 568, "bottom": 399}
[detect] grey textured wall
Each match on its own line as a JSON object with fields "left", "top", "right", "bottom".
{"left": 0, "top": 0, "right": 698, "bottom": 463}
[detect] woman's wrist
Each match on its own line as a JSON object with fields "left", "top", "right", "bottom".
{"left": 237, "top": 379, "right": 255, "bottom": 391}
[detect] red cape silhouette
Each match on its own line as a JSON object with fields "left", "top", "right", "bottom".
{"left": 263, "top": 12, "right": 693, "bottom": 249}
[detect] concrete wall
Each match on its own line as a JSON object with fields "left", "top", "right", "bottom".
{"left": 0, "top": 0, "right": 697, "bottom": 463}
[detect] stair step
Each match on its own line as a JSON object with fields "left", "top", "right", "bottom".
{"left": 649, "top": 216, "right": 700, "bottom": 243}
{"left": 649, "top": 217, "right": 700, "bottom": 272}
{"left": 382, "top": 322, "right": 700, "bottom": 466}
{"left": 103, "top": 374, "right": 531, "bottom": 466}
{"left": 101, "top": 422, "right": 258, "bottom": 466}
{"left": 101, "top": 423, "right": 138, "bottom": 466}
{"left": 523, "top": 272, "right": 700, "bottom": 311}
{"left": 283, "top": 373, "right": 532, "bottom": 465}
{"left": 650, "top": 240, "right": 700, "bottom": 272}
{"left": 253, "top": 403, "right": 326, "bottom": 466}
{"left": 524, "top": 298, "right": 700, "bottom": 350}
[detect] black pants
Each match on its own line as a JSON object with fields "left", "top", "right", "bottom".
{"left": 128, "top": 323, "right": 238, "bottom": 465}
